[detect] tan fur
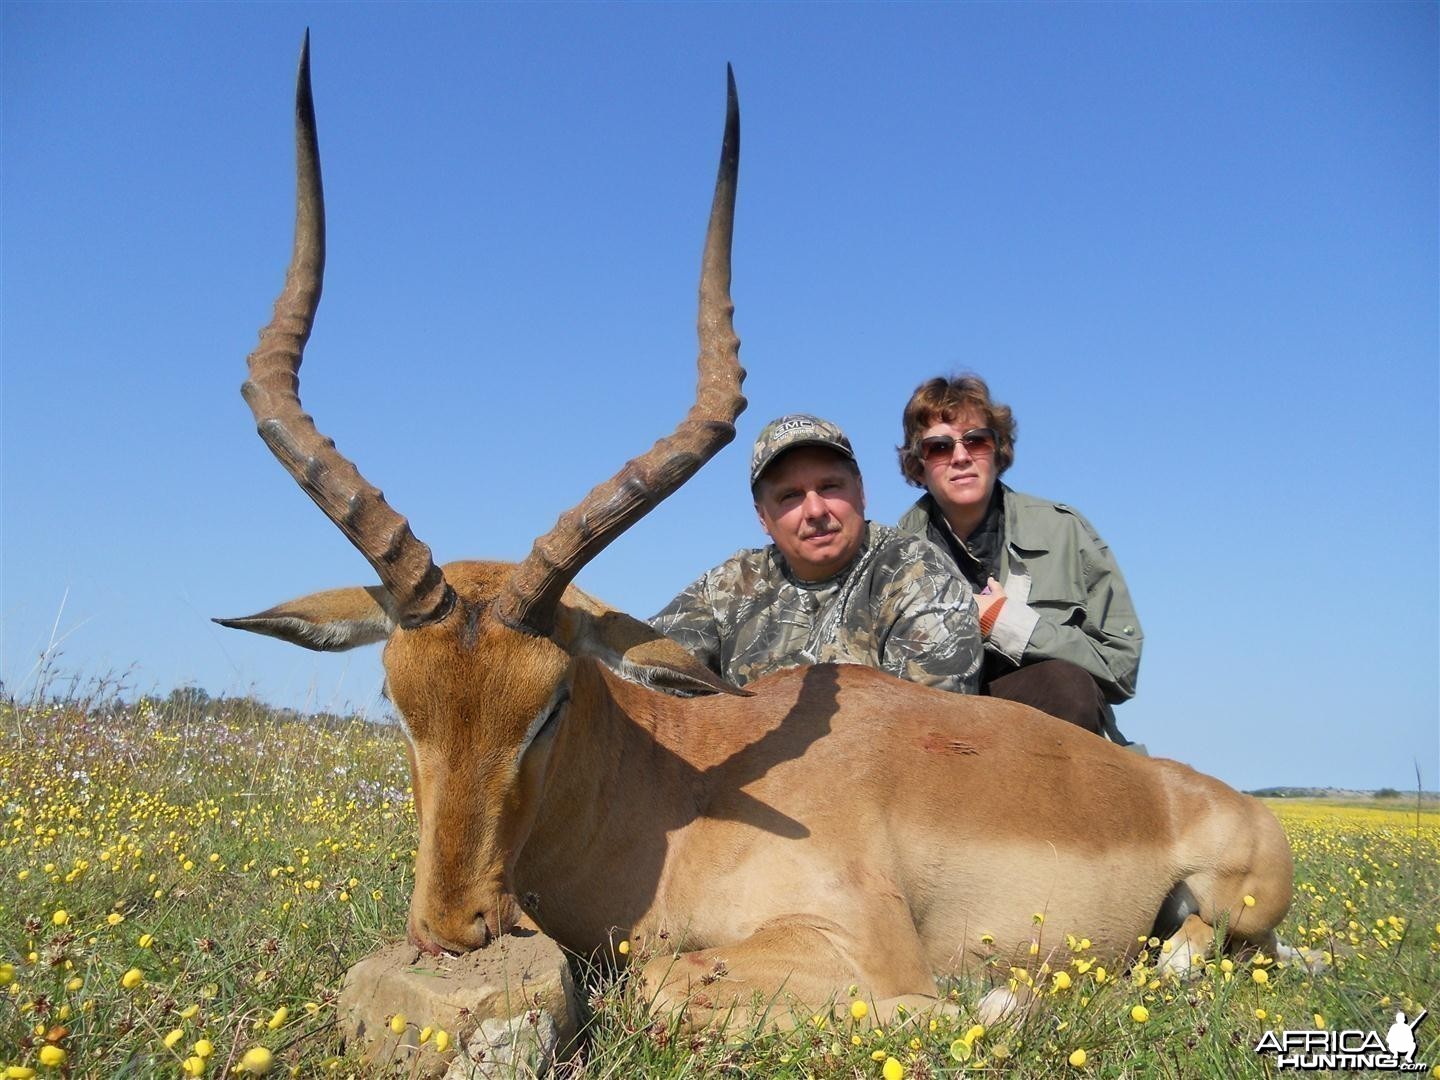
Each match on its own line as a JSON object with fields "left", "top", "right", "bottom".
{"left": 224, "top": 559, "right": 1295, "bottom": 1025}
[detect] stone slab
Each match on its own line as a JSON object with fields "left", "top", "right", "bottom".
{"left": 338, "top": 933, "right": 578, "bottom": 1078}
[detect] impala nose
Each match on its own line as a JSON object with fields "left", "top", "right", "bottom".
{"left": 408, "top": 911, "right": 494, "bottom": 955}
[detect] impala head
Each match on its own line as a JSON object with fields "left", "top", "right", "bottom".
{"left": 217, "top": 36, "right": 743, "bottom": 954}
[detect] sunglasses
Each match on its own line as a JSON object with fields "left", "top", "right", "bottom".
{"left": 915, "top": 429, "right": 997, "bottom": 463}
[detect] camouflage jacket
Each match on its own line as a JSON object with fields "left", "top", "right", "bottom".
{"left": 649, "top": 523, "right": 981, "bottom": 693}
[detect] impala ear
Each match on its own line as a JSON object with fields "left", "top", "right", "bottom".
{"left": 554, "top": 593, "right": 749, "bottom": 698}
{"left": 214, "top": 585, "right": 397, "bottom": 652}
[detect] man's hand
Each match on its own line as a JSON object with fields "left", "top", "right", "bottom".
{"left": 976, "top": 577, "right": 1007, "bottom": 637}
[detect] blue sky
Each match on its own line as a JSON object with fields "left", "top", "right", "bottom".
{"left": 3, "top": 3, "right": 1435, "bottom": 793}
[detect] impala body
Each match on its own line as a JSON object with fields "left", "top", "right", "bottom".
{"left": 221, "top": 40, "right": 1294, "bottom": 1024}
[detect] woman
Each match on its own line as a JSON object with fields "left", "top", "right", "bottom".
{"left": 895, "top": 375, "right": 1142, "bottom": 740}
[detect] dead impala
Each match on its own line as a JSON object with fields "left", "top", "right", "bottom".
{"left": 219, "top": 38, "right": 1297, "bottom": 1025}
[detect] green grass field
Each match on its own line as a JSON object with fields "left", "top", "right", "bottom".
{"left": 1, "top": 692, "right": 1435, "bottom": 1077}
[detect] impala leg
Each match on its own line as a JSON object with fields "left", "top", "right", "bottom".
{"left": 640, "top": 917, "right": 938, "bottom": 1031}
{"left": 1155, "top": 913, "right": 1214, "bottom": 980}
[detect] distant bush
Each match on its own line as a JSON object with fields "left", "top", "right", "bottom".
{"left": 1375, "top": 787, "right": 1402, "bottom": 799}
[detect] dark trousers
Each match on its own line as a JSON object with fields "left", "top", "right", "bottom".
{"left": 983, "top": 657, "right": 1113, "bottom": 738}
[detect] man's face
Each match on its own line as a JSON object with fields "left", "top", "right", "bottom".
{"left": 918, "top": 410, "right": 1000, "bottom": 519}
{"left": 754, "top": 447, "right": 867, "bottom": 582}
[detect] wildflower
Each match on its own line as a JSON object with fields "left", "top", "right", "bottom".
{"left": 121, "top": 967, "right": 144, "bottom": 989}
{"left": 871, "top": 1050, "right": 887, "bottom": 1062}
{"left": 950, "top": 1038, "right": 973, "bottom": 1061}
{"left": 64, "top": 978, "right": 82, "bottom": 992}
{"left": 389, "top": 1014, "right": 407, "bottom": 1035}
{"left": 51, "top": 910, "right": 69, "bottom": 927}
{"left": 1068, "top": 1048, "right": 1087, "bottom": 1067}
{"left": 267, "top": 1006, "right": 288, "bottom": 1030}
{"left": 1033, "top": 913, "right": 1045, "bottom": 925}
{"left": 180, "top": 1004, "right": 199, "bottom": 1020}
{"left": 851, "top": 1000, "right": 869, "bottom": 1021}
{"left": 1255, "top": 1008, "right": 1267, "bottom": 1020}
{"left": 107, "top": 914, "right": 124, "bottom": 926}
{"left": 1130, "top": 1005, "right": 1149, "bottom": 1023}
{"left": 980, "top": 933, "right": 994, "bottom": 945}
{"left": 37, "top": 1047, "right": 65, "bottom": 1068}
{"left": 194, "top": 1039, "right": 214, "bottom": 1059}
{"left": 1252, "top": 969, "right": 1268, "bottom": 985}
{"left": 1052, "top": 971, "right": 1072, "bottom": 991}
{"left": 182, "top": 1058, "right": 205, "bottom": 1076}
{"left": 1094, "top": 966, "right": 1107, "bottom": 984}
{"left": 1243, "top": 895, "right": 1256, "bottom": 908}
{"left": 237, "top": 1047, "right": 274, "bottom": 1075}
{"left": 164, "top": 1028, "right": 185, "bottom": 1048}
{"left": 6, "top": 1068, "right": 36, "bottom": 1079}
{"left": 419, "top": 1026, "right": 433, "bottom": 1044}
{"left": 138, "top": 933, "right": 155, "bottom": 948}
{"left": 1313, "top": 1013, "right": 1325, "bottom": 1028}
{"left": 617, "top": 940, "right": 630, "bottom": 956}
{"left": 882, "top": 1056, "right": 904, "bottom": 1080}
{"left": 0, "top": 964, "right": 14, "bottom": 986}
{"left": 434, "top": 1030, "right": 450, "bottom": 1053}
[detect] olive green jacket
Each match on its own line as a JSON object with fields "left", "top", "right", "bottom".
{"left": 897, "top": 487, "right": 1142, "bottom": 703}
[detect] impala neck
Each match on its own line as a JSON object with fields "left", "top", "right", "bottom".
{"left": 513, "top": 659, "right": 701, "bottom": 953}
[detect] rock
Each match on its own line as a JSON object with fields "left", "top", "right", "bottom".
{"left": 338, "top": 933, "right": 578, "bottom": 1078}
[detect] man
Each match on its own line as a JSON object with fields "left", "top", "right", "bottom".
{"left": 896, "top": 375, "right": 1142, "bottom": 739}
{"left": 651, "top": 414, "right": 982, "bottom": 694}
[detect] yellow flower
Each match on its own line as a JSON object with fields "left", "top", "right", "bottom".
{"left": 37, "top": 1046, "right": 65, "bottom": 1068}
{"left": 1033, "top": 913, "right": 1045, "bottom": 925}
{"left": 389, "top": 1014, "right": 407, "bottom": 1035}
{"left": 950, "top": 1038, "right": 973, "bottom": 1061}
{"left": 1252, "top": 969, "right": 1269, "bottom": 984}
{"left": 851, "top": 1000, "right": 869, "bottom": 1020}
{"left": 882, "top": 1056, "right": 904, "bottom": 1080}
{"left": 419, "top": 1026, "right": 433, "bottom": 1044}
{"left": 164, "top": 1028, "right": 185, "bottom": 1048}
{"left": 51, "top": 910, "right": 69, "bottom": 927}
{"left": 237, "top": 1047, "right": 274, "bottom": 1075}
{"left": 138, "top": 933, "right": 154, "bottom": 948}
{"left": 7, "top": 1067, "right": 37, "bottom": 1079}
{"left": 121, "top": 967, "right": 144, "bottom": 989}
{"left": 180, "top": 1004, "right": 199, "bottom": 1020}
{"left": 0, "top": 963, "right": 15, "bottom": 986}
{"left": 106, "top": 913, "right": 124, "bottom": 926}
{"left": 1313, "top": 1013, "right": 1325, "bottom": 1028}
{"left": 617, "top": 940, "right": 630, "bottom": 956}
{"left": 1243, "top": 895, "right": 1256, "bottom": 908}
{"left": 181, "top": 1057, "right": 205, "bottom": 1077}
{"left": 1131, "top": 1005, "right": 1149, "bottom": 1023}
{"left": 871, "top": 1050, "right": 887, "bottom": 1062}
{"left": 266, "top": 1006, "right": 288, "bottom": 1030}
{"left": 1068, "top": 1048, "right": 1087, "bottom": 1067}
{"left": 65, "top": 977, "right": 82, "bottom": 992}
{"left": 194, "top": 1039, "right": 214, "bottom": 1059}
{"left": 1028, "top": 941, "right": 1040, "bottom": 956}
{"left": 1052, "top": 971, "right": 1072, "bottom": 991}
{"left": 1255, "top": 1008, "right": 1268, "bottom": 1020}
{"left": 434, "top": 1030, "right": 450, "bottom": 1053}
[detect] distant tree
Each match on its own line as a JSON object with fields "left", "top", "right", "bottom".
{"left": 1374, "top": 787, "right": 1401, "bottom": 799}
{"left": 165, "top": 685, "right": 212, "bottom": 715}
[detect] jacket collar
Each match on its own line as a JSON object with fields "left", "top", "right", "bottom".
{"left": 903, "top": 484, "right": 1055, "bottom": 555}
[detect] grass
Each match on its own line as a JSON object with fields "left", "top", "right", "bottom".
{"left": 0, "top": 689, "right": 1435, "bottom": 1077}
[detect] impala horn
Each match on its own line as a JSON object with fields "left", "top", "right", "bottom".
{"left": 495, "top": 65, "right": 745, "bottom": 636}
{"left": 239, "top": 33, "right": 454, "bottom": 630}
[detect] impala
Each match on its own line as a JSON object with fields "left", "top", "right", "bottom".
{"left": 219, "top": 38, "right": 1296, "bottom": 1026}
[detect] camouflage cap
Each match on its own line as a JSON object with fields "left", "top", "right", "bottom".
{"left": 749, "top": 414, "right": 857, "bottom": 485}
